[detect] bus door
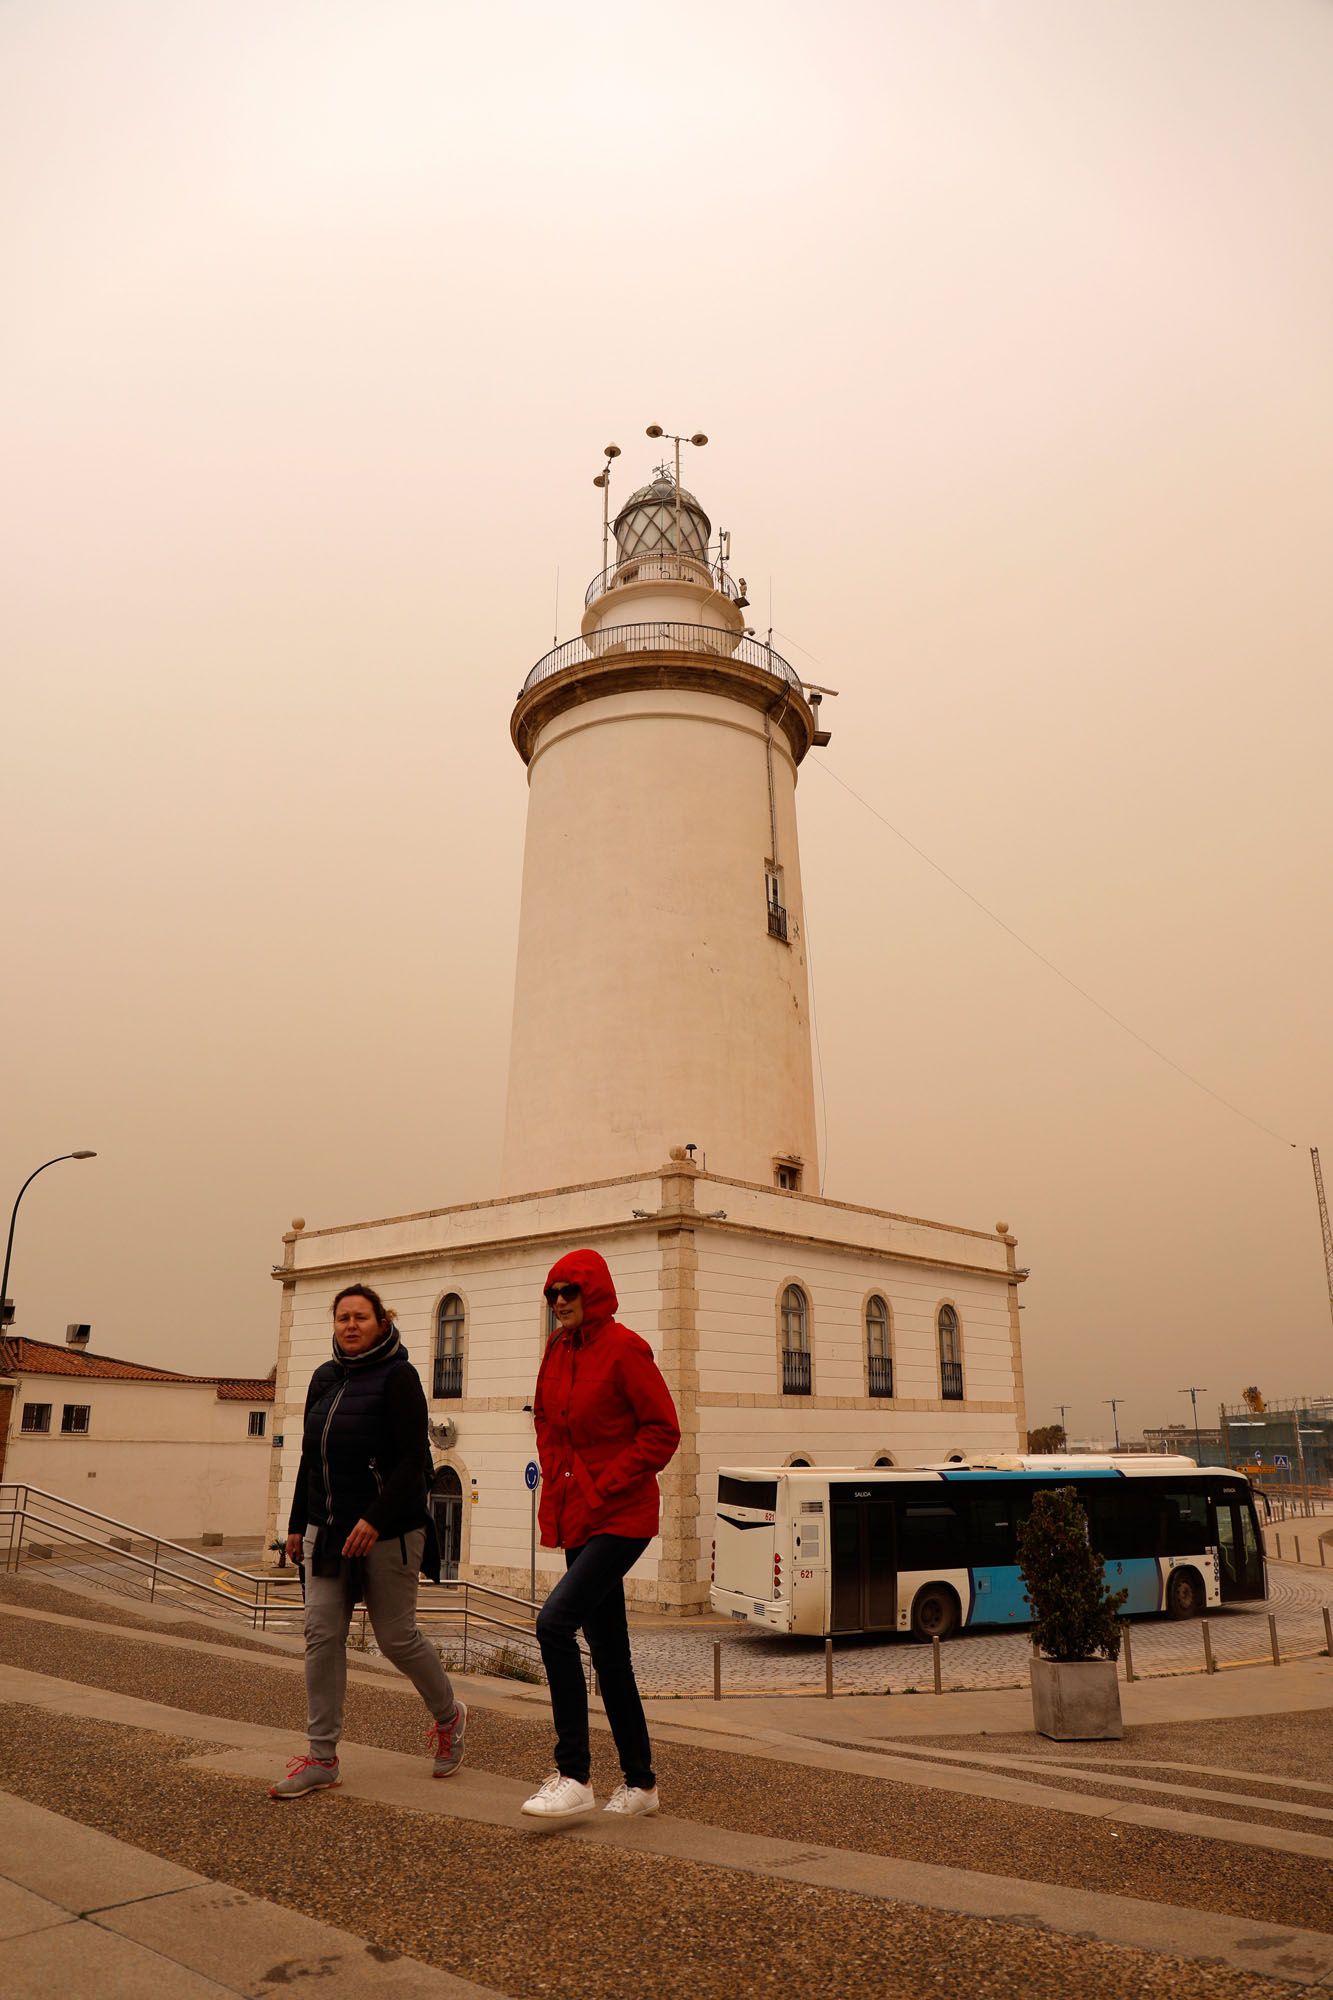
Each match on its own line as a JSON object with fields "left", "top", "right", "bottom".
{"left": 829, "top": 1482, "right": 895, "bottom": 1632}
{"left": 1212, "top": 1485, "right": 1265, "bottom": 1601}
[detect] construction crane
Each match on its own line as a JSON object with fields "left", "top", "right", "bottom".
{"left": 1312, "top": 1148, "right": 1333, "bottom": 1334}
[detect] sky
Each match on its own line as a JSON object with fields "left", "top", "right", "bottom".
{"left": 3, "top": 0, "right": 1331, "bottom": 1449}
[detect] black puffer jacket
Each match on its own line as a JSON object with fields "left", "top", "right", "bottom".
{"left": 288, "top": 1333, "right": 430, "bottom": 1541}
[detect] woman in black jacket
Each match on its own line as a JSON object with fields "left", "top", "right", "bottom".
{"left": 269, "top": 1283, "right": 466, "bottom": 1799}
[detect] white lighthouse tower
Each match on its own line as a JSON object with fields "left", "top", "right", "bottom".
{"left": 267, "top": 437, "right": 1027, "bottom": 1617}
{"left": 501, "top": 455, "right": 822, "bottom": 1195}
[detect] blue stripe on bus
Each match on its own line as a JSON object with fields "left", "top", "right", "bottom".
{"left": 964, "top": 1556, "right": 1162, "bottom": 1626}
{"left": 939, "top": 1468, "right": 1122, "bottom": 1482}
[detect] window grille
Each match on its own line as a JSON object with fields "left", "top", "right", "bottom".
{"left": 20, "top": 1403, "right": 51, "bottom": 1434}
{"left": 780, "top": 1284, "right": 811, "bottom": 1394}
{"left": 60, "top": 1404, "right": 91, "bottom": 1434}
{"left": 247, "top": 1410, "right": 267, "bottom": 1437}
{"left": 938, "top": 1304, "right": 964, "bottom": 1400}
{"left": 865, "top": 1296, "right": 892, "bottom": 1396}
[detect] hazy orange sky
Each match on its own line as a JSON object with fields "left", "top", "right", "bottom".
{"left": 4, "top": 0, "right": 1330, "bottom": 1448}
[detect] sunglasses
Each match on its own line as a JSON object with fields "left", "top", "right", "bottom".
{"left": 544, "top": 1283, "right": 582, "bottom": 1305}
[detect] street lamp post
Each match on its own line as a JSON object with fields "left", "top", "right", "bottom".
{"left": 1104, "top": 1399, "right": 1122, "bottom": 1451}
{"left": 1, "top": 1152, "right": 98, "bottom": 1333}
{"left": 592, "top": 442, "right": 621, "bottom": 585}
{"left": 1179, "top": 1386, "right": 1207, "bottom": 1465}
{"left": 1056, "top": 1404, "right": 1071, "bottom": 1450}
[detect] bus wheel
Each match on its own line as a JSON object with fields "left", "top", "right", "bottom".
{"left": 1166, "top": 1568, "right": 1203, "bottom": 1620}
{"left": 910, "top": 1585, "right": 960, "bottom": 1642}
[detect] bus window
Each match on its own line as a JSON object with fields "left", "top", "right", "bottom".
{"left": 1161, "top": 1486, "right": 1210, "bottom": 1557}
{"left": 965, "top": 1481, "right": 1016, "bottom": 1565}
{"left": 898, "top": 1502, "right": 963, "bottom": 1571}
{"left": 718, "top": 1475, "right": 777, "bottom": 1511}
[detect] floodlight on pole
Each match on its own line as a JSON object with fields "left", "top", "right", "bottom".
{"left": 644, "top": 423, "right": 707, "bottom": 566}
{"left": 1179, "top": 1386, "right": 1207, "bottom": 1464}
{"left": 592, "top": 442, "right": 622, "bottom": 580}
{"left": 1104, "top": 1398, "right": 1122, "bottom": 1451}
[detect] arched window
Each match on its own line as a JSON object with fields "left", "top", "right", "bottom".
{"left": 865, "top": 1295, "right": 892, "bottom": 1397}
{"left": 434, "top": 1294, "right": 465, "bottom": 1399}
{"left": 938, "top": 1304, "right": 963, "bottom": 1401}
{"left": 780, "top": 1284, "right": 811, "bottom": 1395}
{"left": 872, "top": 1453, "right": 895, "bottom": 1467}
{"left": 787, "top": 1454, "right": 811, "bottom": 1467}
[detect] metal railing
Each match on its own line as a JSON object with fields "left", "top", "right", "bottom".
{"left": 0, "top": 1481, "right": 577, "bottom": 1683}
{"left": 585, "top": 552, "right": 744, "bottom": 609}
{"left": 433, "top": 1352, "right": 463, "bottom": 1399}
{"left": 521, "top": 623, "right": 803, "bottom": 697}
{"left": 868, "top": 1353, "right": 894, "bottom": 1398}
{"left": 767, "top": 901, "right": 789, "bottom": 942}
{"left": 782, "top": 1350, "right": 812, "bottom": 1396}
{"left": 940, "top": 1359, "right": 964, "bottom": 1401}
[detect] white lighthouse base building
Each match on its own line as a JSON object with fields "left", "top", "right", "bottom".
{"left": 267, "top": 1154, "right": 1025, "bottom": 1614}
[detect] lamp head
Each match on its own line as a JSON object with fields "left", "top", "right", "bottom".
{"left": 604, "top": 442, "right": 621, "bottom": 459}
{"left": 72, "top": 1150, "right": 97, "bottom": 1160}
{"left": 645, "top": 424, "right": 663, "bottom": 439}
{"left": 690, "top": 432, "right": 708, "bottom": 447}
{"left": 593, "top": 473, "right": 607, "bottom": 488}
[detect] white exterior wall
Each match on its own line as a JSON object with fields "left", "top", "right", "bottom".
{"left": 274, "top": 1190, "right": 669, "bottom": 1597}
{"left": 267, "top": 1168, "right": 1023, "bottom": 1611}
{"left": 501, "top": 687, "right": 819, "bottom": 1193}
{"left": 4, "top": 1378, "right": 271, "bottom": 1541}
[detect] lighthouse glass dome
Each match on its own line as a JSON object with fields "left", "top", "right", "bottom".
{"left": 613, "top": 470, "right": 711, "bottom": 563}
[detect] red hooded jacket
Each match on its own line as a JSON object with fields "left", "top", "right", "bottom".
{"left": 533, "top": 1248, "right": 681, "bottom": 1550}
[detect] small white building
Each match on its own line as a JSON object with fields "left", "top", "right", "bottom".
{"left": 0, "top": 1335, "right": 275, "bottom": 1543}
{"left": 267, "top": 457, "right": 1028, "bottom": 1612}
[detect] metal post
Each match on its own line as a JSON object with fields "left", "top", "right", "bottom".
{"left": 712, "top": 1640, "right": 721, "bottom": 1701}
{"left": 1268, "top": 1613, "right": 1281, "bottom": 1667}
{"left": 824, "top": 1638, "right": 834, "bottom": 1698}
{"left": 932, "top": 1635, "right": 942, "bottom": 1694}
{"left": 1275, "top": 1534, "right": 1283, "bottom": 1562}
{"left": 1296, "top": 1537, "right": 1303, "bottom": 1565}
{"left": 529, "top": 1480, "right": 537, "bottom": 1606}
{"left": 1322, "top": 1606, "right": 1332, "bottom": 1656}
{"left": 149, "top": 1540, "right": 159, "bottom": 1603}
{"left": 1201, "top": 1621, "right": 1215, "bottom": 1673}
{"left": 1321, "top": 1539, "right": 1327, "bottom": 1568}
{"left": 1121, "top": 1621, "right": 1135, "bottom": 1683}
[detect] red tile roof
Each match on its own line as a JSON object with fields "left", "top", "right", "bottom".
{"left": 0, "top": 1337, "right": 275, "bottom": 1400}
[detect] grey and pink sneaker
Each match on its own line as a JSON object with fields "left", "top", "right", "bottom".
{"left": 428, "top": 1701, "right": 468, "bottom": 1777}
{"left": 269, "top": 1754, "right": 340, "bottom": 1800}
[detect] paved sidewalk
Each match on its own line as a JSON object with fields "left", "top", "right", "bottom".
{"left": 1, "top": 1660, "right": 1331, "bottom": 1992}
{"left": 0, "top": 1788, "right": 503, "bottom": 1999}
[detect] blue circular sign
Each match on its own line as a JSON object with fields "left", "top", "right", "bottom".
{"left": 524, "top": 1460, "right": 540, "bottom": 1490}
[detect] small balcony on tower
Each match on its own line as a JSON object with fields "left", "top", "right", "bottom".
{"left": 585, "top": 550, "right": 746, "bottom": 612}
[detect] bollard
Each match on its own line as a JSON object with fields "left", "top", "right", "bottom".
{"left": 1121, "top": 1620, "right": 1135, "bottom": 1684}
{"left": 1296, "top": 1538, "right": 1303, "bottom": 1565}
{"left": 1323, "top": 1606, "right": 1332, "bottom": 1657}
{"left": 712, "top": 1640, "right": 721, "bottom": 1702}
{"left": 932, "top": 1634, "right": 943, "bottom": 1695}
{"left": 1269, "top": 1613, "right": 1281, "bottom": 1667}
{"left": 825, "top": 1638, "right": 834, "bottom": 1698}
{"left": 1201, "top": 1620, "right": 1216, "bottom": 1674}
{"left": 1275, "top": 1535, "right": 1283, "bottom": 1562}
{"left": 1321, "top": 1540, "right": 1327, "bottom": 1568}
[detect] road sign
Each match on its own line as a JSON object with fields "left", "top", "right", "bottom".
{"left": 524, "top": 1460, "right": 540, "bottom": 1491}
{"left": 1274, "top": 1454, "right": 1290, "bottom": 1469}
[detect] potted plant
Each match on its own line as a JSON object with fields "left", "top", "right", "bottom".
{"left": 1017, "top": 1486, "right": 1127, "bottom": 1740}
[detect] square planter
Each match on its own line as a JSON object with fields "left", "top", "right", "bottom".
{"left": 1030, "top": 1655, "right": 1122, "bottom": 1740}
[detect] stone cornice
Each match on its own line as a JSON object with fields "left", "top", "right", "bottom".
{"left": 511, "top": 650, "right": 815, "bottom": 765}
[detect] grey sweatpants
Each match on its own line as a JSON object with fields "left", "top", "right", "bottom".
{"left": 302, "top": 1527, "right": 456, "bottom": 1760}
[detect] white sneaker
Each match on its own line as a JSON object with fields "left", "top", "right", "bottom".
{"left": 604, "top": 1783, "right": 659, "bottom": 1817}
{"left": 520, "top": 1773, "right": 597, "bottom": 1821}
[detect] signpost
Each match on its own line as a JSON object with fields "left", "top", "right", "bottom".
{"left": 524, "top": 1460, "right": 541, "bottom": 1604}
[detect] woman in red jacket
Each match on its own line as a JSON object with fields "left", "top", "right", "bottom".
{"left": 522, "top": 1248, "right": 680, "bottom": 1824}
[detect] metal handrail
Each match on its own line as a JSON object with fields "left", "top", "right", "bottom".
{"left": 0, "top": 1483, "right": 268, "bottom": 1585}
{"left": 0, "top": 1481, "right": 573, "bottom": 1674}
{"left": 585, "top": 552, "right": 742, "bottom": 609}
{"left": 521, "top": 623, "right": 802, "bottom": 697}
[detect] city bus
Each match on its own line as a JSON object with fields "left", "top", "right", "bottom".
{"left": 709, "top": 1456, "right": 1266, "bottom": 1640}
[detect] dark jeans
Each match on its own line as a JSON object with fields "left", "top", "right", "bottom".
{"left": 535, "top": 1534, "right": 653, "bottom": 1790}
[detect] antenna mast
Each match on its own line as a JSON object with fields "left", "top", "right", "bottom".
{"left": 1312, "top": 1147, "right": 1333, "bottom": 1333}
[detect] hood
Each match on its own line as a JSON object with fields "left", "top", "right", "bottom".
{"left": 545, "top": 1248, "right": 618, "bottom": 1337}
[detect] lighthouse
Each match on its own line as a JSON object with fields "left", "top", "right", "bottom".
{"left": 267, "top": 438, "right": 1026, "bottom": 1616}
{"left": 501, "top": 455, "right": 821, "bottom": 1194}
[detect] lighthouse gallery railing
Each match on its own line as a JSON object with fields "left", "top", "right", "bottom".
{"left": 521, "top": 623, "right": 802, "bottom": 697}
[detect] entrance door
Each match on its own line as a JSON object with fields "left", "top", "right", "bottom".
{"left": 429, "top": 1466, "right": 463, "bottom": 1580}
{"left": 1213, "top": 1491, "right": 1265, "bottom": 1601}
{"left": 829, "top": 1485, "right": 895, "bottom": 1632}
